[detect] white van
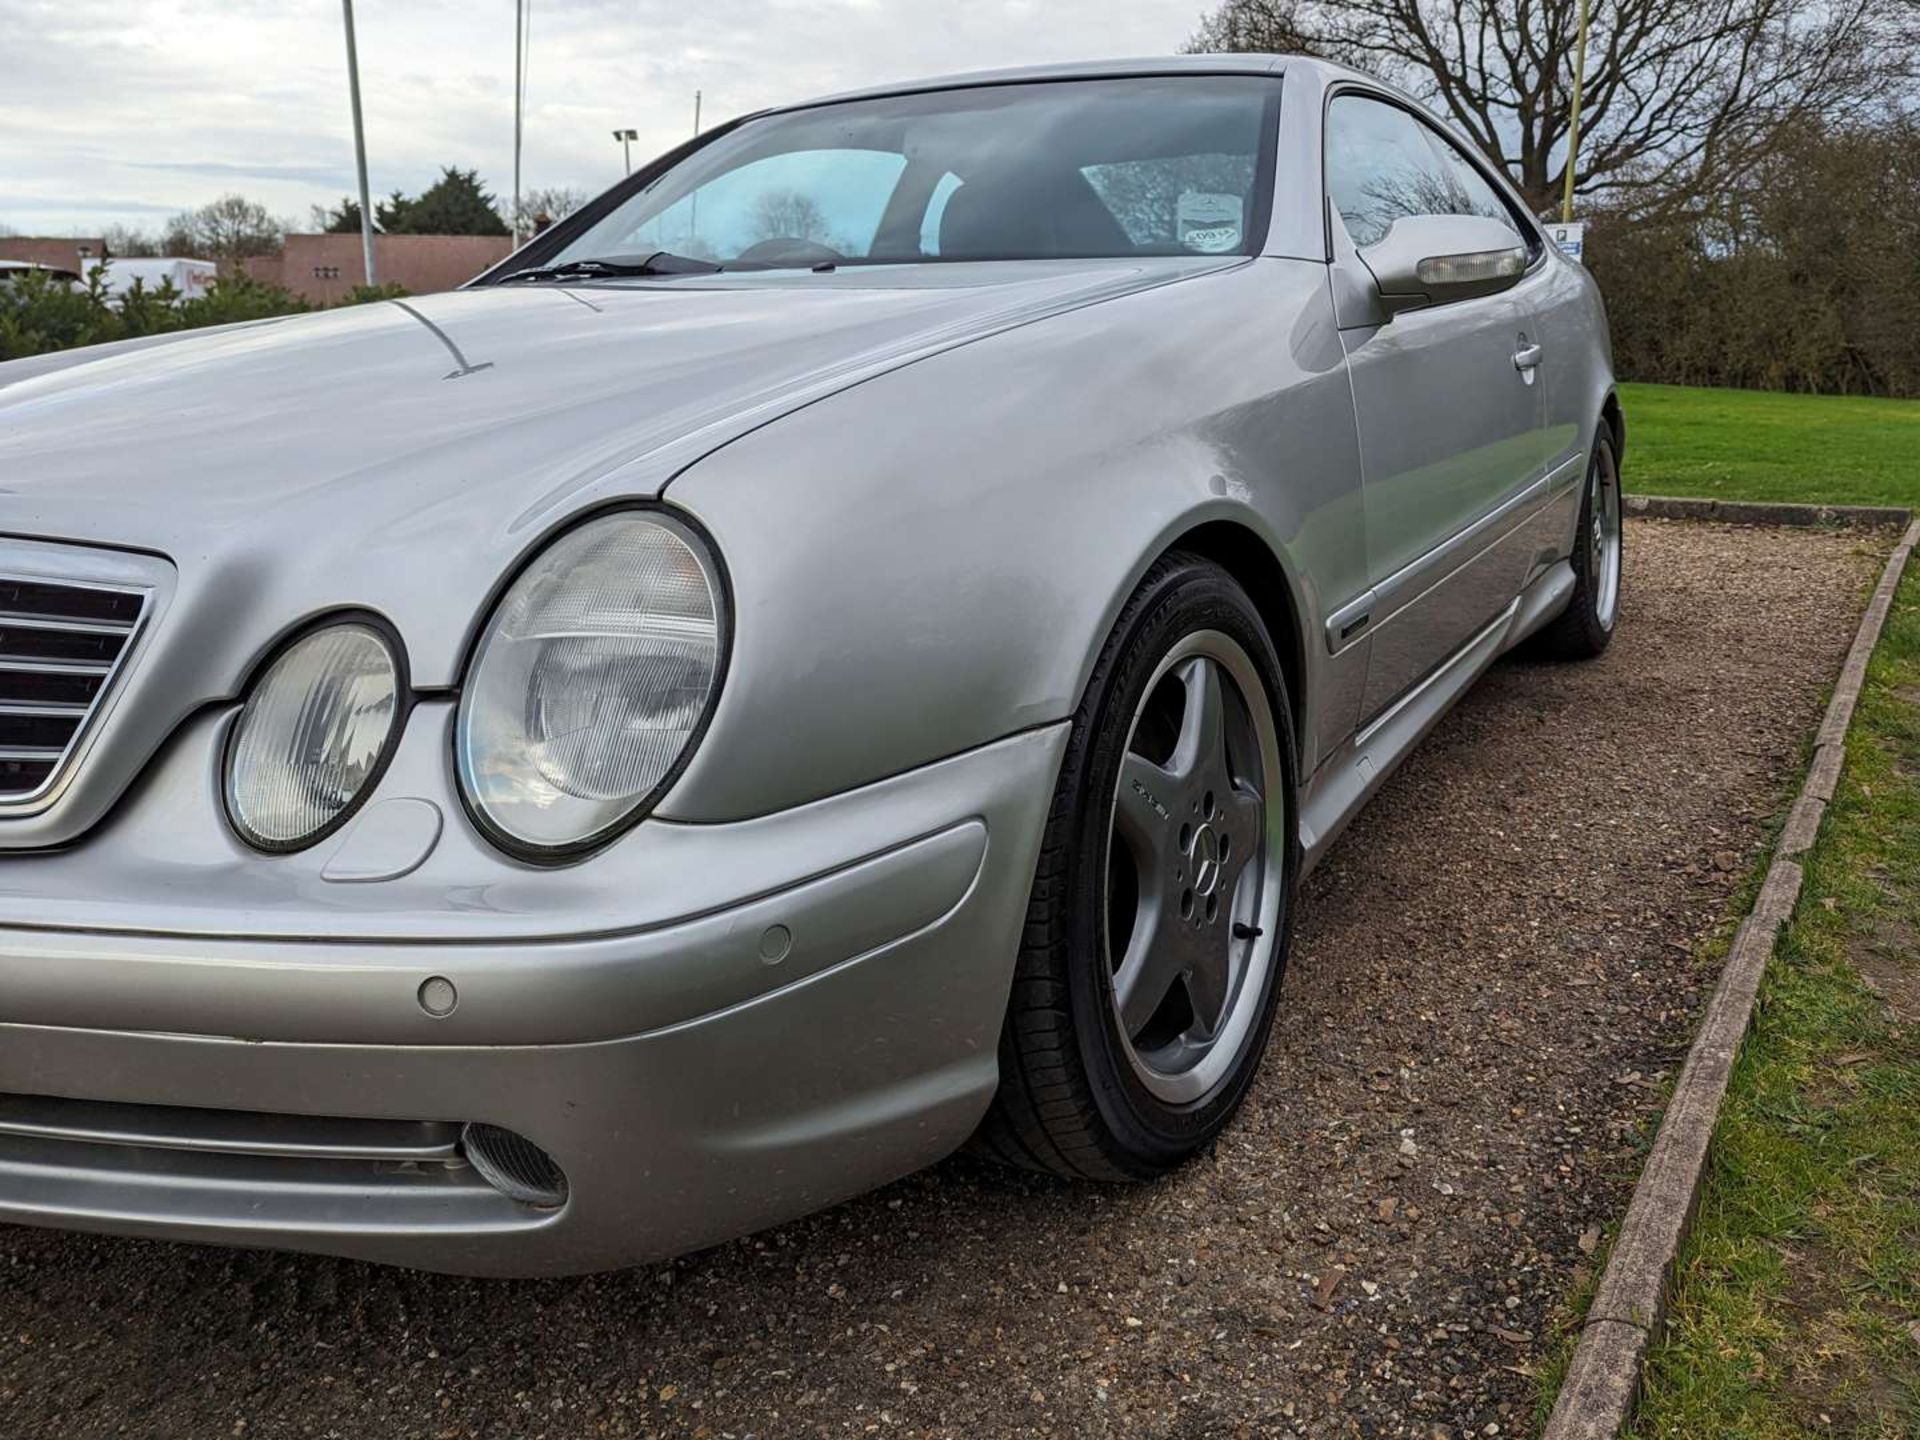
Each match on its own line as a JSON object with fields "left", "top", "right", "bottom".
{"left": 93, "top": 256, "right": 218, "bottom": 299}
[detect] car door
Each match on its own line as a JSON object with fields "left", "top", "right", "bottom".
{"left": 1323, "top": 92, "right": 1552, "bottom": 719}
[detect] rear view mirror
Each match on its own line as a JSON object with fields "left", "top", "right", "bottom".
{"left": 1359, "top": 214, "right": 1529, "bottom": 314}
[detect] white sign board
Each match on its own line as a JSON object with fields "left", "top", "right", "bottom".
{"left": 1546, "top": 221, "right": 1587, "bottom": 264}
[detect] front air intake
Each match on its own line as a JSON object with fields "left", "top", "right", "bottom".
{"left": 461, "top": 1123, "right": 570, "bottom": 1209}
{"left": 0, "top": 573, "right": 148, "bottom": 806}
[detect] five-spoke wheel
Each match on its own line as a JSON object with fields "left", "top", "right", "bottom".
{"left": 1107, "top": 637, "right": 1283, "bottom": 1104}
{"left": 1587, "top": 433, "right": 1622, "bottom": 633}
{"left": 1531, "top": 423, "right": 1623, "bottom": 660}
{"left": 977, "top": 555, "right": 1297, "bottom": 1180}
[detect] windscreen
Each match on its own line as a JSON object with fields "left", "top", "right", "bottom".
{"left": 550, "top": 76, "right": 1283, "bottom": 270}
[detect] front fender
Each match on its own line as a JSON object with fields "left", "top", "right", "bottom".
{"left": 658, "top": 259, "right": 1366, "bottom": 823}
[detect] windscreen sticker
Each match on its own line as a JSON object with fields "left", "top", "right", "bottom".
{"left": 1178, "top": 192, "right": 1244, "bottom": 254}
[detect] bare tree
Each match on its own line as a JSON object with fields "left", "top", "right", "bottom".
{"left": 513, "top": 186, "right": 589, "bottom": 235}
{"left": 162, "top": 194, "right": 285, "bottom": 267}
{"left": 1190, "top": 0, "right": 1916, "bottom": 215}
{"left": 749, "top": 190, "right": 832, "bottom": 244}
{"left": 102, "top": 224, "right": 162, "bottom": 258}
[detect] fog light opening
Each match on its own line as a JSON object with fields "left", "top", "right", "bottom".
{"left": 460, "top": 1122, "right": 569, "bottom": 1209}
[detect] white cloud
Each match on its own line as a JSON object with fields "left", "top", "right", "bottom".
{"left": 0, "top": 0, "right": 1204, "bottom": 235}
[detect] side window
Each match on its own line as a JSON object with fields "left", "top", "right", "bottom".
{"left": 1324, "top": 95, "right": 1458, "bottom": 249}
{"left": 1423, "top": 129, "right": 1536, "bottom": 253}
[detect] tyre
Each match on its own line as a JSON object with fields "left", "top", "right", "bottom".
{"left": 976, "top": 553, "right": 1299, "bottom": 1180}
{"left": 1529, "top": 426, "right": 1623, "bottom": 660}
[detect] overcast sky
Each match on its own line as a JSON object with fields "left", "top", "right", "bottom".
{"left": 1, "top": 1, "right": 1208, "bottom": 237}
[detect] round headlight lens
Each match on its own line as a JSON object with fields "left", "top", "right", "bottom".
{"left": 456, "top": 511, "right": 725, "bottom": 857}
{"left": 224, "top": 623, "right": 403, "bottom": 851}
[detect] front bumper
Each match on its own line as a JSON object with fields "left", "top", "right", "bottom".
{"left": 0, "top": 718, "right": 1066, "bottom": 1276}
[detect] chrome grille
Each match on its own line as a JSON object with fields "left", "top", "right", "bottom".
{"left": 0, "top": 574, "right": 148, "bottom": 805}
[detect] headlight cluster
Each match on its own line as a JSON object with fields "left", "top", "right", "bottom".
{"left": 223, "top": 510, "right": 726, "bottom": 861}
{"left": 224, "top": 622, "right": 404, "bottom": 851}
{"left": 456, "top": 511, "right": 725, "bottom": 857}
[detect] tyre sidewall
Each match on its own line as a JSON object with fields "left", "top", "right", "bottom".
{"left": 1570, "top": 430, "right": 1622, "bottom": 648}
{"left": 1061, "top": 559, "right": 1299, "bottom": 1171}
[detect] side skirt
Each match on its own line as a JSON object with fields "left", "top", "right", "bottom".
{"left": 1297, "top": 558, "right": 1575, "bottom": 875}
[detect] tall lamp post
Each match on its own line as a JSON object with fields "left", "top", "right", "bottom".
{"left": 341, "top": 0, "right": 377, "bottom": 286}
{"left": 1561, "top": 0, "right": 1590, "bottom": 223}
{"left": 513, "top": 0, "right": 529, "bottom": 244}
{"left": 613, "top": 127, "right": 638, "bottom": 175}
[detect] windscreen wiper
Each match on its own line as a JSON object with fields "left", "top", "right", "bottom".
{"left": 498, "top": 252, "right": 722, "bottom": 284}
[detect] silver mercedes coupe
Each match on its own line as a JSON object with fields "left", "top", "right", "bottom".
{"left": 0, "top": 55, "right": 1620, "bottom": 1275}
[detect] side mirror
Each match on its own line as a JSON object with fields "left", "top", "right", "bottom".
{"left": 1358, "top": 214, "right": 1529, "bottom": 315}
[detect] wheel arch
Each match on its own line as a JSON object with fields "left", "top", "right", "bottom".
{"left": 1159, "top": 518, "right": 1308, "bottom": 765}
{"left": 1601, "top": 389, "right": 1626, "bottom": 463}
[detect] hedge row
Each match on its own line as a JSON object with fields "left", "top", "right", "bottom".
{"left": 0, "top": 268, "right": 404, "bottom": 364}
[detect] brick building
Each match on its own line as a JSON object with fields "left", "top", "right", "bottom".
{"left": 0, "top": 237, "right": 107, "bottom": 274}
{"left": 249, "top": 233, "right": 516, "bottom": 304}
{"left": 4, "top": 233, "right": 514, "bottom": 304}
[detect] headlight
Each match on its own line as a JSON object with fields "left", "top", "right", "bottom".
{"left": 224, "top": 622, "right": 404, "bottom": 852}
{"left": 456, "top": 510, "right": 726, "bottom": 859}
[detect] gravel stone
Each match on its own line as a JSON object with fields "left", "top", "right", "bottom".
{"left": 0, "top": 520, "right": 1883, "bottom": 1438}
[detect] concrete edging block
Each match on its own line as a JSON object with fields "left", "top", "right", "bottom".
{"left": 1777, "top": 794, "right": 1827, "bottom": 857}
{"left": 1544, "top": 1319, "right": 1655, "bottom": 1440}
{"left": 1624, "top": 495, "right": 1912, "bottom": 529}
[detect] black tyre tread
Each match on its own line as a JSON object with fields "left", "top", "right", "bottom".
{"left": 973, "top": 552, "right": 1286, "bottom": 1183}
{"left": 1528, "top": 430, "right": 1620, "bottom": 661}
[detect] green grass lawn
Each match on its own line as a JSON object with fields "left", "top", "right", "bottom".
{"left": 1621, "top": 382, "right": 1920, "bottom": 509}
{"left": 1546, "top": 378, "right": 1920, "bottom": 1433}
{"left": 1623, "top": 563, "right": 1920, "bottom": 1438}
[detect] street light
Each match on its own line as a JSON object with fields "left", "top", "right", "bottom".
{"left": 340, "top": 0, "right": 377, "bottom": 287}
{"left": 613, "top": 127, "right": 638, "bottom": 176}
{"left": 1561, "top": 0, "right": 1590, "bottom": 223}
{"left": 513, "top": 0, "right": 529, "bottom": 245}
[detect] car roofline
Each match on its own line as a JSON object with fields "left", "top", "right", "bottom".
{"left": 782, "top": 54, "right": 1296, "bottom": 111}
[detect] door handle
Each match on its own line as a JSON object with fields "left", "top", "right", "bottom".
{"left": 1512, "top": 342, "right": 1544, "bottom": 371}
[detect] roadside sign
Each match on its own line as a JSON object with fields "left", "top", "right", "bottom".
{"left": 1547, "top": 221, "right": 1587, "bottom": 263}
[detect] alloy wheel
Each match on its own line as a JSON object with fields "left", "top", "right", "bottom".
{"left": 1589, "top": 441, "right": 1623, "bottom": 631}
{"left": 1103, "top": 630, "right": 1285, "bottom": 1105}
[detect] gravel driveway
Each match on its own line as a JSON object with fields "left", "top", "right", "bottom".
{"left": 0, "top": 520, "right": 1886, "bottom": 1440}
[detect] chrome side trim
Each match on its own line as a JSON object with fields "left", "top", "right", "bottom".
{"left": 1499, "top": 558, "right": 1576, "bottom": 654}
{"left": 1300, "top": 566, "right": 1564, "bottom": 875}
{"left": 1366, "top": 451, "right": 1581, "bottom": 634}
{"left": 1324, "top": 586, "right": 1378, "bottom": 655}
{"left": 1354, "top": 597, "right": 1516, "bottom": 751}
